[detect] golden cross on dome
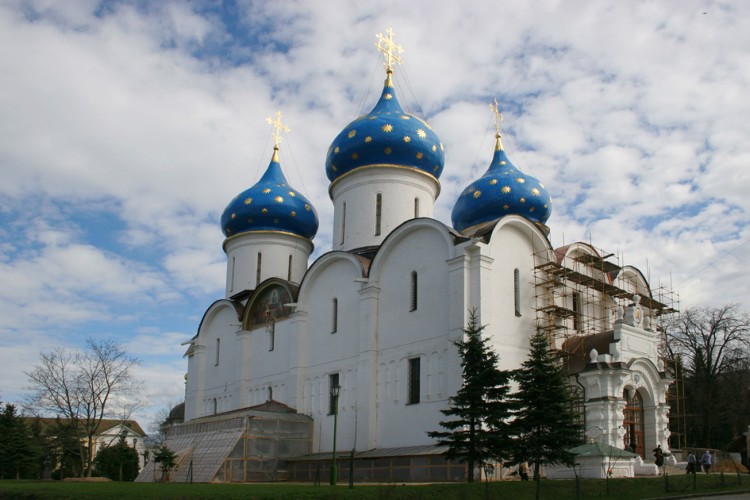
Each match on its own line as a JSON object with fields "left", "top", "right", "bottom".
{"left": 490, "top": 98, "right": 505, "bottom": 150}
{"left": 490, "top": 98, "right": 504, "bottom": 136}
{"left": 266, "top": 111, "right": 290, "bottom": 148}
{"left": 376, "top": 28, "right": 403, "bottom": 73}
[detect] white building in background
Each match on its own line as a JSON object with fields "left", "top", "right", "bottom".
{"left": 169, "top": 31, "right": 675, "bottom": 482}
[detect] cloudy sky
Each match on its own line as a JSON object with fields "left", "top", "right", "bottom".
{"left": 2, "top": 0, "right": 748, "bottom": 431}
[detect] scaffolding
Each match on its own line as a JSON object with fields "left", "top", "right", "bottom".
{"left": 532, "top": 245, "right": 685, "bottom": 447}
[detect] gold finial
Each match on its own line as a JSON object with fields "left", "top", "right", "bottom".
{"left": 376, "top": 28, "right": 403, "bottom": 74}
{"left": 490, "top": 98, "right": 505, "bottom": 151}
{"left": 266, "top": 111, "right": 290, "bottom": 150}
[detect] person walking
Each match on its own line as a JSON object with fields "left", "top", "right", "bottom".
{"left": 653, "top": 445, "right": 664, "bottom": 468}
{"left": 701, "top": 450, "right": 712, "bottom": 474}
{"left": 518, "top": 461, "right": 529, "bottom": 481}
{"left": 686, "top": 451, "right": 696, "bottom": 474}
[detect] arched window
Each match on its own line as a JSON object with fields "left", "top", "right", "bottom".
{"left": 568, "top": 385, "right": 585, "bottom": 442}
{"left": 256, "top": 252, "right": 262, "bottom": 287}
{"left": 623, "top": 389, "right": 645, "bottom": 457}
{"left": 514, "top": 268, "right": 521, "bottom": 317}
{"left": 215, "top": 338, "right": 220, "bottom": 366}
{"left": 375, "top": 193, "right": 382, "bottom": 236}
{"left": 573, "top": 291, "right": 582, "bottom": 331}
{"left": 414, "top": 197, "right": 420, "bottom": 218}
{"left": 408, "top": 357, "right": 421, "bottom": 404}
{"left": 410, "top": 271, "right": 418, "bottom": 311}
{"left": 287, "top": 255, "right": 293, "bottom": 281}
{"left": 331, "top": 298, "right": 338, "bottom": 333}
{"left": 341, "top": 202, "right": 346, "bottom": 244}
{"left": 268, "top": 320, "right": 275, "bottom": 351}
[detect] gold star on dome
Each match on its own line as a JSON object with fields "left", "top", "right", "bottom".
{"left": 290, "top": 211, "right": 296, "bottom": 217}
{"left": 433, "top": 165, "right": 439, "bottom": 172}
{"left": 384, "top": 147, "right": 392, "bottom": 154}
{"left": 334, "top": 146, "right": 340, "bottom": 154}
{"left": 368, "top": 116, "right": 377, "bottom": 120}
{"left": 263, "top": 188, "right": 271, "bottom": 194}
{"left": 520, "top": 197, "right": 526, "bottom": 203}
{"left": 440, "top": 143, "right": 444, "bottom": 151}
{"left": 501, "top": 186, "right": 511, "bottom": 193}
{"left": 432, "top": 145, "right": 437, "bottom": 152}
{"left": 231, "top": 213, "right": 236, "bottom": 219}
{"left": 503, "top": 204, "right": 509, "bottom": 210}
{"left": 403, "top": 136, "right": 411, "bottom": 143}
{"left": 530, "top": 207, "right": 535, "bottom": 212}
{"left": 400, "top": 115, "right": 410, "bottom": 120}
{"left": 531, "top": 188, "right": 540, "bottom": 196}
{"left": 288, "top": 191, "right": 296, "bottom": 197}
{"left": 331, "top": 165, "right": 338, "bottom": 172}
{"left": 261, "top": 208, "right": 268, "bottom": 214}
{"left": 516, "top": 178, "right": 525, "bottom": 183}
{"left": 417, "top": 129, "right": 427, "bottom": 138}
{"left": 416, "top": 152, "right": 423, "bottom": 159}
{"left": 348, "top": 130, "right": 357, "bottom": 139}
{"left": 274, "top": 196, "right": 284, "bottom": 203}
{"left": 384, "top": 93, "right": 393, "bottom": 100}
{"left": 382, "top": 124, "right": 393, "bottom": 133}
{"left": 489, "top": 179, "right": 498, "bottom": 185}
{"left": 352, "top": 153, "right": 359, "bottom": 159}
{"left": 500, "top": 161, "right": 507, "bottom": 165}
{"left": 244, "top": 197, "right": 253, "bottom": 205}
{"left": 473, "top": 191, "right": 482, "bottom": 198}
{"left": 304, "top": 204, "right": 311, "bottom": 211}
{"left": 365, "top": 136, "right": 372, "bottom": 143}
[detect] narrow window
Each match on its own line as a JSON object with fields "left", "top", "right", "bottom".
{"left": 514, "top": 268, "right": 521, "bottom": 317}
{"left": 573, "top": 291, "right": 582, "bottom": 331}
{"left": 341, "top": 202, "right": 346, "bottom": 245}
{"left": 287, "top": 255, "right": 293, "bottom": 281}
{"left": 408, "top": 357, "right": 421, "bottom": 404}
{"left": 256, "top": 252, "right": 262, "bottom": 287}
{"left": 268, "top": 387, "right": 273, "bottom": 401}
{"left": 215, "top": 338, "right": 220, "bottom": 366}
{"left": 414, "top": 197, "right": 420, "bottom": 218}
{"left": 230, "top": 256, "right": 235, "bottom": 293}
{"left": 328, "top": 373, "right": 340, "bottom": 415}
{"left": 410, "top": 271, "right": 418, "bottom": 312}
{"left": 269, "top": 320, "right": 275, "bottom": 351}
{"left": 213, "top": 398, "right": 218, "bottom": 415}
{"left": 375, "top": 193, "right": 382, "bottom": 236}
{"left": 331, "top": 298, "right": 338, "bottom": 333}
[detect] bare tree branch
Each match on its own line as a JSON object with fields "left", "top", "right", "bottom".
{"left": 24, "top": 338, "right": 141, "bottom": 477}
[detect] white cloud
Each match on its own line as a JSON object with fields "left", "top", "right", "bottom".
{"left": 1, "top": 0, "right": 749, "bottom": 418}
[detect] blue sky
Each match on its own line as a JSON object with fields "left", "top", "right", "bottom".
{"left": 2, "top": 0, "right": 749, "bottom": 432}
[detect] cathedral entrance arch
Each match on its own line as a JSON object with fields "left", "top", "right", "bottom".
{"left": 623, "top": 389, "right": 645, "bottom": 458}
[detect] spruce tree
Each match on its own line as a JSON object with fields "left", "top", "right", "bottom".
{"left": 511, "top": 329, "right": 581, "bottom": 493}
{"left": 428, "top": 309, "right": 513, "bottom": 482}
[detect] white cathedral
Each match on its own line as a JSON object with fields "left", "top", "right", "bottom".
{"left": 146, "top": 32, "right": 675, "bottom": 483}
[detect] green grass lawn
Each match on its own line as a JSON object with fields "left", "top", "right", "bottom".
{"left": 0, "top": 474, "right": 748, "bottom": 500}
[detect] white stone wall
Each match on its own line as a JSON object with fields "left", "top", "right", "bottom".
{"left": 224, "top": 232, "right": 313, "bottom": 296}
{"left": 330, "top": 167, "right": 439, "bottom": 251}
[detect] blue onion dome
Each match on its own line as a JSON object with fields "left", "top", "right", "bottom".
{"left": 451, "top": 133, "right": 552, "bottom": 233}
{"left": 325, "top": 71, "right": 445, "bottom": 183}
{"left": 221, "top": 146, "right": 319, "bottom": 240}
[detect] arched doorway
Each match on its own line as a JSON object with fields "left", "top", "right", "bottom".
{"left": 623, "top": 389, "right": 645, "bottom": 457}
